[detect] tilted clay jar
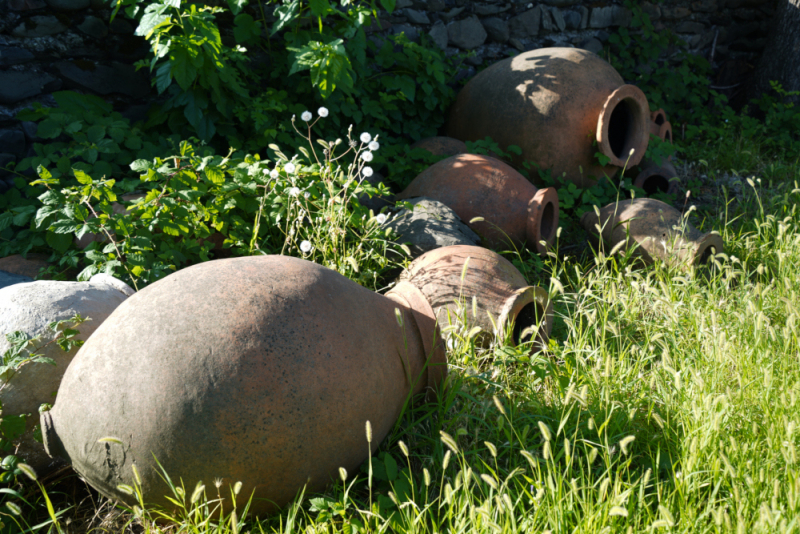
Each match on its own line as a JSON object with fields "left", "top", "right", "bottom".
{"left": 397, "top": 154, "right": 559, "bottom": 254}
{"left": 581, "top": 198, "right": 723, "bottom": 268}
{"left": 649, "top": 109, "right": 667, "bottom": 138}
{"left": 409, "top": 137, "right": 468, "bottom": 158}
{"left": 632, "top": 158, "right": 680, "bottom": 196}
{"left": 41, "top": 256, "right": 445, "bottom": 516}
{"left": 398, "top": 245, "right": 553, "bottom": 348}
{"left": 445, "top": 48, "right": 650, "bottom": 188}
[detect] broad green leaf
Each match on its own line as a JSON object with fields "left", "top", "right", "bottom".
{"left": 130, "top": 159, "right": 152, "bottom": 173}
{"left": 204, "top": 167, "right": 226, "bottom": 185}
{"left": 271, "top": 0, "right": 300, "bottom": 36}
{"left": 308, "top": 0, "right": 330, "bottom": 17}
{"left": 46, "top": 231, "right": 72, "bottom": 253}
{"left": 74, "top": 169, "right": 92, "bottom": 185}
{"left": 226, "top": 0, "right": 247, "bottom": 15}
{"left": 36, "top": 119, "right": 61, "bottom": 139}
{"left": 86, "top": 124, "right": 106, "bottom": 143}
{"left": 380, "top": 0, "right": 395, "bottom": 13}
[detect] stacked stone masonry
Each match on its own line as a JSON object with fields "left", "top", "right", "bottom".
{"left": 0, "top": 0, "right": 780, "bottom": 189}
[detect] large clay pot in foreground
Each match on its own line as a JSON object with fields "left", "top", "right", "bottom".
{"left": 0, "top": 275, "right": 133, "bottom": 472}
{"left": 446, "top": 48, "right": 650, "bottom": 188}
{"left": 632, "top": 158, "right": 680, "bottom": 196}
{"left": 397, "top": 154, "right": 559, "bottom": 254}
{"left": 42, "top": 256, "right": 445, "bottom": 516}
{"left": 399, "top": 246, "right": 553, "bottom": 348}
{"left": 581, "top": 199, "right": 723, "bottom": 268}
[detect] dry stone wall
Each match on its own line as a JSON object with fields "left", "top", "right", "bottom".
{"left": 0, "top": 0, "right": 780, "bottom": 189}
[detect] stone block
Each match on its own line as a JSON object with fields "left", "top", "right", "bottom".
{"left": 483, "top": 17, "right": 510, "bottom": 43}
{"left": 641, "top": 2, "right": 661, "bottom": 20}
{"left": 540, "top": 0, "right": 580, "bottom": 5}
{"left": 54, "top": 61, "right": 151, "bottom": 99}
{"left": 429, "top": 20, "right": 448, "bottom": 50}
{"left": 509, "top": 7, "right": 540, "bottom": 39}
{"left": 392, "top": 24, "right": 419, "bottom": 42}
{"left": 11, "top": 15, "right": 69, "bottom": 38}
{"left": 691, "top": 0, "right": 718, "bottom": 12}
{"left": 580, "top": 37, "right": 604, "bottom": 55}
{"left": 442, "top": 7, "right": 465, "bottom": 20}
{"left": 0, "top": 71, "right": 61, "bottom": 105}
{"left": 109, "top": 17, "right": 134, "bottom": 34}
{"left": 550, "top": 7, "right": 566, "bottom": 31}
{"left": 404, "top": 8, "right": 430, "bottom": 24}
{"left": 78, "top": 15, "right": 108, "bottom": 39}
{"left": 45, "top": 0, "right": 90, "bottom": 9}
{"left": 447, "top": 16, "right": 487, "bottom": 50}
{"left": 474, "top": 4, "right": 504, "bottom": 16}
{"left": 0, "top": 130, "right": 26, "bottom": 159}
{"left": 563, "top": 10, "right": 581, "bottom": 30}
{"left": 676, "top": 21, "right": 706, "bottom": 34}
{"left": 661, "top": 7, "right": 691, "bottom": 19}
{"left": 578, "top": 5, "right": 589, "bottom": 29}
{"left": 427, "top": 0, "right": 445, "bottom": 12}
{"left": 0, "top": 47, "right": 35, "bottom": 68}
{"left": 395, "top": 0, "right": 413, "bottom": 8}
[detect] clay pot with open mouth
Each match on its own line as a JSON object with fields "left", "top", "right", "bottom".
{"left": 581, "top": 198, "right": 723, "bottom": 268}
{"left": 398, "top": 245, "right": 553, "bottom": 349}
{"left": 397, "top": 154, "right": 559, "bottom": 254}
{"left": 632, "top": 158, "right": 680, "bottom": 197}
{"left": 446, "top": 48, "right": 650, "bottom": 188}
{"left": 41, "top": 255, "right": 446, "bottom": 517}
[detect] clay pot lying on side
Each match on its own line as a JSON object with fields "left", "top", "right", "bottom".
{"left": 649, "top": 109, "right": 666, "bottom": 137}
{"left": 397, "top": 154, "right": 559, "bottom": 254}
{"left": 581, "top": 198, "right": 723, "bottom": 268}
{"left": 409, "top": 137, "right": 468, "bottom": 158}
{"left": 632, "top": 158, "right": 680, "bottom": 196}
{"left": 399, "top": 245, "right": 553, "bottom": 349}
{"left": 41, "top": 256, "right": 445, "bottom": 517}
{"left": 446, "top": 48, "right": 650, "bottom": 188}
{"left": 0, "top": 274, "right": 133, "bottom": 473}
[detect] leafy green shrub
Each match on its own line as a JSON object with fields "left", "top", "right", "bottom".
{"left": 29, "top": 113, "right": 403, "bottom": 290}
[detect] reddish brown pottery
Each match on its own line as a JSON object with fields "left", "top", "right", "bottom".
{"left": 446, "top": 48, "right": 650, "bottom": 188}
{"left": 399, "top": 245, "right": 553, "bottom": 348}
{"left": 41, "top": 256, "right": 446, "bottom": 516}
{"left": 581, "top": 198, "right": 724, "bottom": 268}
{"left": 409, "top": 137, "right": 468, "bottom": 158}
{"left": 633, "top": 158, "right": 680, "bottom": 196}
{"left": 397, "top": 154, "right": 559, "bottom": 254}
{"left": 649, "top": 108, "right": 667, "bottom": 138}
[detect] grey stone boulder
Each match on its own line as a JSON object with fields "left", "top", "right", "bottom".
{"left": 384, "top": 197, "right": 480, "bottom": 259}
{"left": 429, "top": 21, "right": 449, "bottom": 50}
{"left": 447, "top": 16, "right": 487, "bottom": 50}
{"left": 483, "top": 17, "right": 510, "bottom": 43}
{"left": 78, "top": 16, "right": 108, "bottom": 39}
{"left": 0, "top": 277, "right": 133, "bottom": 472}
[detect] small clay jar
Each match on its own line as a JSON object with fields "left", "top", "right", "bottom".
{"left": 397, "top": 154, "right": 559, "bottom": 254}
{"left": 409, "top": 137, "right": 468, "bottom": 158}
{"left": 633, "top": 158, "right": 680, "bottom": 196}
{"left": 398, "top": 245, "right": 553, "bottom": 348}
{"left": 41, "top": 256, "right": 445, "bottom": 517}
{"left": 446, "top": 48, "right": 650, "bottom": 188}
{"left": 649, "top": 109, "right": 667, "bottom": 137}
{"left": 581, "top": 198, "right": 723, "bottom": 268}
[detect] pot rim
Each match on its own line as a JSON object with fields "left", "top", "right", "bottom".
{"left": 496, "top": 286, "right": 553, "bottom": 350}
{"left": 691, "top": 232, "right": 724, "bottom": 266}
{"left": 659, "top": 121, "right": 673, "bottom": 144}
{"left": 597, "top": 84, "right": 650, "bottom": 169}
{"left": 633, "top": 160, "right": 679, "bottom": 196}
{"left": 386, "top": 281, "right": 448, "bottom": 398}
{"left": 527, "top": 187, "right": 560, "bottom": 256}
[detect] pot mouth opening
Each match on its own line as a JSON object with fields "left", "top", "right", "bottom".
{"left": 694, "top": 233, "right": 724, "bottom": 265}
{"left": 597, "top": 85, "right": 649, "bottom": 168}
{"left": 659, "top": 121, "right": 673, "bottom": 143}
{"left": 636, "top": 173, "right": 671, "bottom": 195}
{"left": 528, "top": 187, "right": 560, "bottom": 255}
{"left": 498, "top": 286, "right": 552, "bottom": 349}
{"left": 512, "top": 302, "right": 545, "bottom": 345}
{"left": 652, "top": 110, "right": 666, "bottom": 126}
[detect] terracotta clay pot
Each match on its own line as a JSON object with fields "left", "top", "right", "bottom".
{"left": 409, "top": 137, "right": 468, "bottom": 158}
{"left": 41, "top": 256, "right": 446, "bottom": 516}
{"left": 398, "top": 245, "right": 553, "bottom": 348}
{"left": 581, "top": 199, "right": 723, "bottom": 268}
{"left": 658, "top": 121, "right": 673, "bottom": 144}
{"left": 397, "top": 154, "right": 559, "bottom": 254}
{"left": 649, "top": 108, "right": 667, "bottom": 137}
{"left": 445, "top": 48, "right": 650, "bottom": 188}
{"left": 633, "top": 158, "right": 680, "bottom": 196}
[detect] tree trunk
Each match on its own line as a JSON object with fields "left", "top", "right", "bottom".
{"left": 746, "top": 0, "right": 800, "bottom": 105}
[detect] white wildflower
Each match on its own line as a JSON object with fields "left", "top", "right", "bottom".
{"left": 288, "top": 187, "right": 300, "bottom": 197}
{"left": 301, "top": 111, "right": 312, "bottom": 122}
{"left": 362, "top": 166, "right": 374, "bottom": 178}
{"left": 304, "top": 191, "right": 310, "bottom": 198}
{"left": 368, "top": 140, "right": 380, "bottom": 151}
{"left": 318, "top": 107, "right": 329, "bottom": 118}
{"left": 284, "top": 162, "right": 296, "bottom": 174}
{"left": 376, "top": 213, "right": 387, "bottom": 224}
{"left": 360, "top": 151, "right": 373, "bottom": 162}
{"left": 360, "top": 132, "right": 371, "bottom": 143}
{"left": 270, "top": 169, "right": 279, "bottom": 179}
{"left": 300, "top": 240, "right": 312, "bottom": 253}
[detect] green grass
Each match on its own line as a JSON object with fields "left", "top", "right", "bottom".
{"left": 5, "top": 146, "right": 800, "bottom": 533}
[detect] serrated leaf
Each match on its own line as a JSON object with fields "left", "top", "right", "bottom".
{"left": 74, "top": 169, "right": 93, "bottom": 185}
{"left": 130, "top": 159, "right": 152, "bottom": 173}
